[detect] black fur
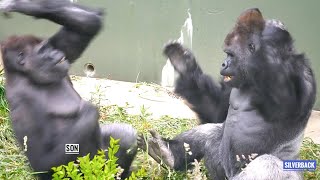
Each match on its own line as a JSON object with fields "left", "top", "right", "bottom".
{"left": 138, "top": 8, "right": 316, "bottom": 180}
{"left": 0, "top": 0, "right": 137, "bottom": 179}
{"left": 166, "top": 43, "right": 231, "bottom": 124}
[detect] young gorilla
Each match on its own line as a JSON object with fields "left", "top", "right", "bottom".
{"left": 0, "top": 0, "right": 137, "bottom": 179}
{"left": 138, "top": 8, "right": 316, "bottom": 179}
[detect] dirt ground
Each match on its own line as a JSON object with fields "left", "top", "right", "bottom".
{"left": 71, "top": 76, "right": 320, "bottom": 144}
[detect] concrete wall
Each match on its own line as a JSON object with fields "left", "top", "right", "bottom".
{"left": 0, "top": 0, "right": 319, "bottom": 109}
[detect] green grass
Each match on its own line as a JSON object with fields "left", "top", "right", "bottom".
{"left": 300, "top": 138, "right": 320, "bottom": 179}
{"left": 0, "top": 79, "right": 319, "bottom": 179}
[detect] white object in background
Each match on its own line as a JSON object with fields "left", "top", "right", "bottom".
{"left": 161, "top": 9, "right": 193, "bottom": 88}
{"left": 161, "top": 59, "right": 176, "bottom": 87}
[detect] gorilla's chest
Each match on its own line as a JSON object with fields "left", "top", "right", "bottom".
{"left": 45, "top": 83, "right": 81, "bottom": 117}
{"left": 222, "top": 88, "right": 272, "bottom": 152}
{"left": 228, "top": 88, "right": 253, "bottom": 112}
{"left": 220, "top": 89, "right": 273, "bottom": 176}
{"left": 24, "top": 80, "right": 84, "bottom": 118}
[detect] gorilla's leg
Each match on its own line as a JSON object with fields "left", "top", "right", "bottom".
{"left": 232, "top": 154, "right": 303, "bottom": 180}
{"left": 164, "top": 42, "right": 230, "bottom": 124}
{"left": 100, "top": 123, "right": 138, "bottom": 179}
{"left": 0, "top": 0, "right": 103, "bottom": 62}
{"left": 138, "top": 123, "right": 223, "bottom": 171}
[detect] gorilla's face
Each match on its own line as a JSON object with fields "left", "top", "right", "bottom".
{"left": 220, "top": 8, "right": 265, "bottom": 88}
{"left": 220, "top": 8, "right": 293, "bottom": 89}
{"left": 2, "top": 36, "right": 70, "bottom": 84}
{"left": 26, "top": 42, "right": 70, "bottom": 84}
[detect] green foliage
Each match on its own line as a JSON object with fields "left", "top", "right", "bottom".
{"left": 0, "top": 77, "right": 9, "bottom": 113}
{"left": 100, "top": 104, "right": 196, "bottom": 137}
{"left": 52, "top": 137, "right": 147, "bottom": 180}
{"left": 300, "top": 138, "right": 320, "bottom": 180}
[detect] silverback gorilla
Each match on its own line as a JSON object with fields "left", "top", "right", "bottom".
{"left": 138, "top": 8, "right": 316, "bottom": 180}
{"left": 0, "top": 0, "right": 137, "bottom": 179}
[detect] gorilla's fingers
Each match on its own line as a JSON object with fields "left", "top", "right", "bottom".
{"left": 163, "top": 41, "right": 184, "bottom": 58}
{"left": 148, "top": 134, "right": 175, "bottom": 168}
{"left": 163, "top": 41, "right": 199, "bottom": 75}
{"left": 34, "top": 40, "right": 50, "bottom": 54}
{"left": 163, "top": 42, "right": 187, "bottom": 74}
{"left": 149, "top": 130, "right": 161, "bottom": 139}
{"left": 137, "top": 134, "right": 147, "bottom": 151}
{"left": 138, "top": 131, "right": 175, "bottom": 168}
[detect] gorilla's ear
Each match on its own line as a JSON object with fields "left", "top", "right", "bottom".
{"left": 237, "top": 8, "right": 265, "bottom": 32}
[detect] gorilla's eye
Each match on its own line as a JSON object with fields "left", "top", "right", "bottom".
{"left": 18, "top": 52, "right": 24, "bottom": 59}
{"left": 226, "top": 52, "right": 234, "bottom": 58}
{"left": 248, "top": 43, "right": 255, "bottom": 53}
{"left": 17, "top": 52, "right": 25, "bottom": 65}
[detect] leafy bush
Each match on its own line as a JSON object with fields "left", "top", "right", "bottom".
{"left": 52, "top": 137, "right": 146, "bottom": 180}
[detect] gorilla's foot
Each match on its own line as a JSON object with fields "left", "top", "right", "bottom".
{"left": 137, "top": 130, "right": 175, "bottom": 168}
{"left": 163, "top": 41, "right": 199, "bottom": 76}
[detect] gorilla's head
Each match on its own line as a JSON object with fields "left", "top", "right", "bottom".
{"left": 1, "top": 35, "right": 69, "bottom": 84}
{"left": 220, "top": 8, "right": 293, "bottom": 88}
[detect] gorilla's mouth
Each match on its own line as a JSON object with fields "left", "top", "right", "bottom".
{"left": 224, "top": 76, "right": 233, "bottom": 82}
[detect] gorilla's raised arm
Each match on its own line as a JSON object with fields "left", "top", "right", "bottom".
{"left": 0, "top": 0, "right": 103, "bottom": 63}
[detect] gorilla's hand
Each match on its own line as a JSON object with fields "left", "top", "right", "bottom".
{"left": 163, "top": 41, "right": 201, "bottom": 76}
{"left": 137, "top": 130, "right": 175, "bottom": 168}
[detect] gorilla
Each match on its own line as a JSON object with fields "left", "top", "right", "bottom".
{"left": 138, "top": 8, "right": 316, "bottom": 180}
{"left": 0, "top": 0, "right": 137, "bottom": 179}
